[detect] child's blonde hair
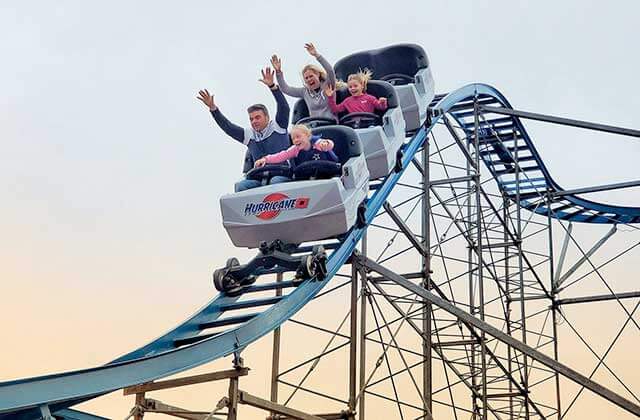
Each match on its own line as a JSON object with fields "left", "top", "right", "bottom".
{"left": 301, "top": 64, "right": 327, "bottom": 83}
{"left": 290, "top": 124, "right": 312, "bottom": 138}
{"left": 347, "top": 68, "right": 373, "bottom": 90}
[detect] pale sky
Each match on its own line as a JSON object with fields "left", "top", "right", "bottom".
{"left": 1, "top": 1, "right": 639, "bottom": 419}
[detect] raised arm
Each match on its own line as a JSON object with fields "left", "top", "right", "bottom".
{"left": 306, "top": 43, "right": 336, "bottom": 87}
{"left": 259, "top": 67, "right": 290, "bottom": 128}
{"left": 374, "top": 96, "right": 388, "bottom": 111}
{"left": 325, "top": 85, "right": 346, "bottom": 114}
{"left": 272, "top": 54, "right": 306, "bottom": 98}
{"left": 197, "top": 89, "right": 244, "bottom": 142}
{"left": 256, "top": 145, "right": 299, "bottom": 166}
{"left": 272, "top": 87, "right": 290, "bottom": 128}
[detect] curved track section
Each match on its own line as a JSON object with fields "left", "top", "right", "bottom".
{"left": 1, "top": 83, "right": 637, "bottom": 420}
{"left": 436, "top": 84, "right": 640, "bottom": 224}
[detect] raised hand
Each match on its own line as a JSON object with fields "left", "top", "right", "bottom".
{"left": 259, "top": 67, "right": 276, "bottom": 87}
{"left": 271, "top": 55, "right": 282, "bottom": 73}
{"left": 197, "top": 89, "right": 217, "bottom": 111}
{"left": 323, "top": 84, "right": 335, "bottom": 97}
{"left": 254, "top": 157, "right": 267, "bottom": 168}
{"left": 304, "top": 42, "right": 319, "bottom": 57}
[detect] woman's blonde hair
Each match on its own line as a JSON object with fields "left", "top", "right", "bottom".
{"left": 301, "top": 64, "right": 327, "bottom": 83}
{"left": 290, "top": 124, "right": 312, "bottom": 138}
{"left": 347, "top": 68, "right": 373, "bottom": 90}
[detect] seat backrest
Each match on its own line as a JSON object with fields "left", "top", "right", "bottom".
{"left": 292, "top": 99, "right": 310, "bottom": 124}
{"left": 311, "top": 126, "right": 362, "bottom": 165}
{"left": 334, "top": 44, "right": 429, "bottom": 82}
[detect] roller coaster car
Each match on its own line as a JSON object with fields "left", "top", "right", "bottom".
{"left": 220, "top": 125, "right": 369, "bottom": 249}
{"left": 334, "top": 43, "right": 435, "bottom": 133}
{"left": 293, "top": 80, "right": 406, "bottom": 179}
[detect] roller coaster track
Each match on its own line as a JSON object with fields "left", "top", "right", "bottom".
{"left": 2, "top": 83, "right": 639, "bottom": 419}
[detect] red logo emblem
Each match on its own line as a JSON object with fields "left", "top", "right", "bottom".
{"left": 244, "top": 193, "right": 310, "bottom": 220}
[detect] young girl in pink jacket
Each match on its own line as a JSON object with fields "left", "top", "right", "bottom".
{"left": 254, "top": 125, "right": 338, "bottom": 168}
{"left": 325, "top": 69, "right": 388, "bottom": 115}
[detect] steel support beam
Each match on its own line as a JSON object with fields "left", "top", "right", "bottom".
{"left": 556, "top": 225, "right": 617, "bottom": 288}
{"left": 383, "top": 201, "right": 426, "bottom": 257}
{"left": 421, "top": 140, "right": 433, "bottom": 419}
{"left": 349, "top": 253, "right": 358, "bottom": 411}
{"left": 271, "top": 272, "right": 284, "bottom": 413}
{"left": 473, "top": 97, "right": 489, "bottom": 420}
{"left": 478, "top": 105, "right": 640, "bottom": 138}
{"left": 551, "top": 180, "right": 640, "bottom": 198}
{"left": 553, "top": 222, "right": 573, "bottom": 288}
{"left": 358, "top": 233, "right": 367, "bottom": 420}
{"left": 429, "top": 174, "right": 476, "bottom": 187}
{"left": 557, "top": 291, "right": 640, "bottom": 306}
{"left": 39, "top": 405, "right": 54, "bottom": 420}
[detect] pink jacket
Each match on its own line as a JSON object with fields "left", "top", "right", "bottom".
{"left": 264, "top": 140, "right": 335, "bottom": 164}
{"left": 328, "top": 93, "right": 387, "bottom": 114}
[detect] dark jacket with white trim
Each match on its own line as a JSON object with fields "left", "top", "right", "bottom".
{"left": 209, "top": 87, "right": 290, "bottom": 171}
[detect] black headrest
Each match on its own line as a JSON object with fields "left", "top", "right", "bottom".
{"left": 334, "top": 44, "right": 429, "bottom": 82}
{"left": 292, "top": 99, "right": 310, "bottom": 124}
{"left": 311, "top": 126, "right": 362, "bottom": 165}
{"left": 335, "top": 80, "right": 399, "bottom": 112}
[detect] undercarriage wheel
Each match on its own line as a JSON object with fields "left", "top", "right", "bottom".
{"left": 356, "top": 202, "right": 367, "bottom": 228}
{"left": 213, "top": 258, "right": 241, "bottom": 292}
{"left": 294, "top": 255, "right": 314, "bottom": 285}
{"left": 213, "top": 268, "right": 227, "bottom": 292}
{"left": 394, "top": 149, "right": 404, "bottom": 173}
{"left": 303, "top": 255, "right": 315, "bottom": 278}
{"left": 225, "top": 257, "right": 239, "bottom": 269}
{"left": 312, "top": 246, "right": 328, "bottom": 281}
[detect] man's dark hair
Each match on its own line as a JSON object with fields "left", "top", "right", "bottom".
{"left": 247, "top": 104, "right": 269, "bottom": 117}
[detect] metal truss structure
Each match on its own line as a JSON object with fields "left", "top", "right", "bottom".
{"left": 267, "top": 86, "right": 640, "bottom": 420}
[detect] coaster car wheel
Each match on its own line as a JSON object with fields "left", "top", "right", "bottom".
{"left": 213, "top": 257, "right": 239, "bottom": 292}
{"left": 213, "top": 257, "right": 252, "bottom": 295}
{"left": 294, "top": 245, "right": 328, "bottom": 284}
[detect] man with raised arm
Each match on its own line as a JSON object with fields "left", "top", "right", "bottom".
{"left": 197, "top": 67, "right": 291, "bottom": 192}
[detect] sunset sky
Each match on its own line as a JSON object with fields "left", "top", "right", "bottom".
{"left": 1, "top": 1, "right": 639, "bottom": 418}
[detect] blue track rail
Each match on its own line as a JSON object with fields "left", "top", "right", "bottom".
{"left": 1, "top": 83, "right": 637, "bottom": 420}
